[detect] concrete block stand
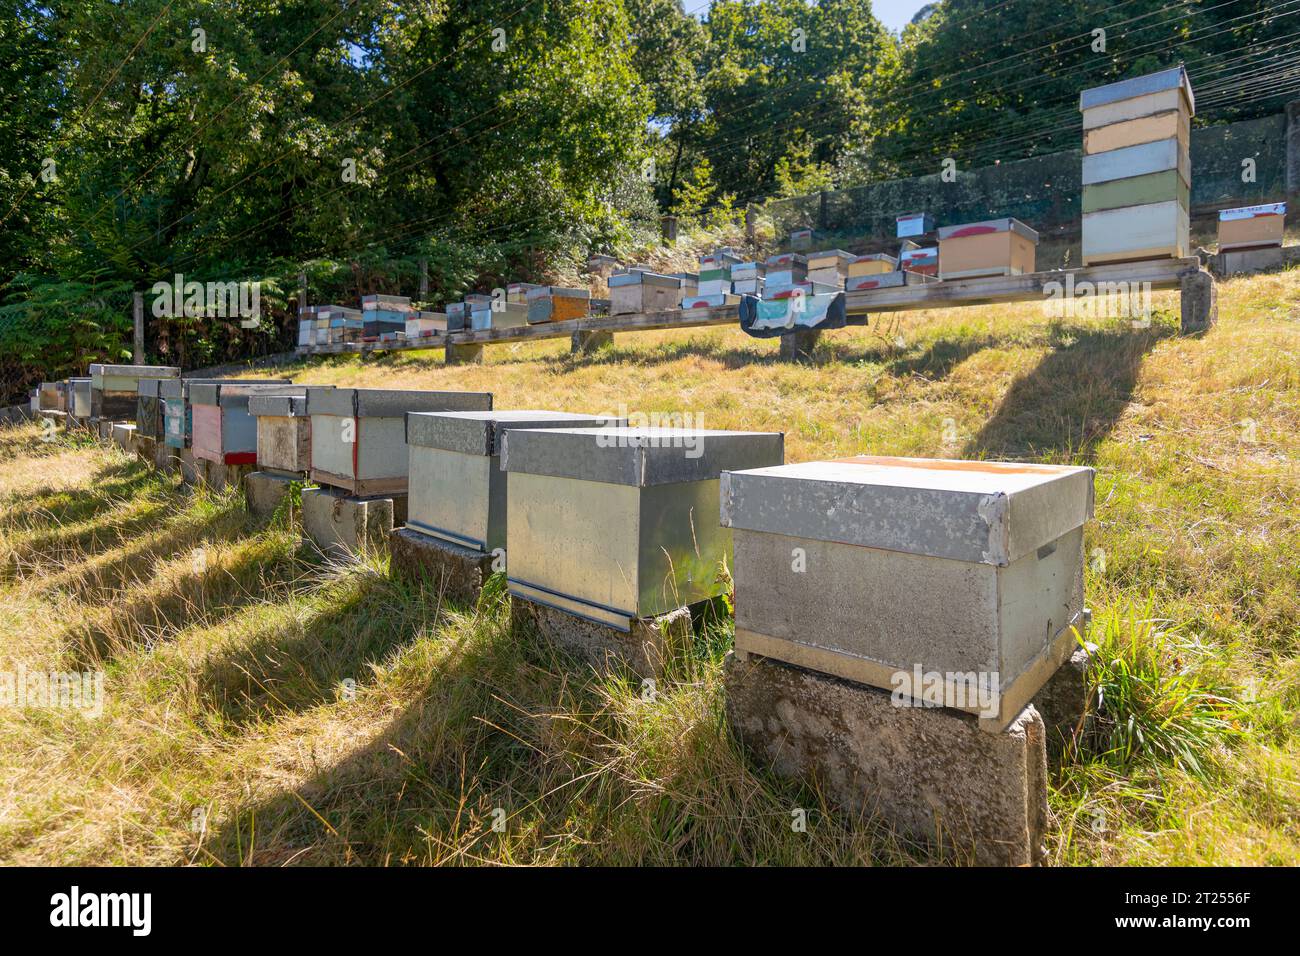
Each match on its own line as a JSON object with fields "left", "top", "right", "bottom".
{"left": 390, "top": 527, "right": 495, "bottom": 605}
{"left": 1032, "top": 643, "right": 1096, "bottom": 764}
{"left": 511, "top": 596, "right": 694, "bottom": 679}
{"left": 110, "top": 423, "right": 138, "bottom": 454}
{"left": 302, "top": 485, "right": 405, "bottom": 555}
{"left": 724, "top": 652, "right": 1049, "bottom": 866}
{"left": 245, "top": 471, "right": 303, "bottom": 519}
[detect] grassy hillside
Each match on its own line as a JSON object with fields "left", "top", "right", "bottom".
{"left": 1, "top": 269, "right": 1297, "bottom": 865}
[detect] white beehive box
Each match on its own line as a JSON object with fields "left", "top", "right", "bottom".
{"left": 502, "top": 426, "right": 784, "bottom": 629}
{"left": 307, "top": 387, "right": 493, "bottom": 496}
{"left": 608, "top": 271, "right": 683, "bottom": 315}
{"left": 720, "top": 455, "right": 1094, "bottom": 731}
{"left": 405, "top": 410, "right": 624, "bottom": 554}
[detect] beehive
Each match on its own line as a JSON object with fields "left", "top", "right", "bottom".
{"left": 847, "top": 254, "right": 897, "bottom": 278}
{"left": 1218, "top": 203, "right": 1286, "bottom": 251}
{"left": 160, "top": 378, "right": 286, "bottom": 450}
{"left": 900, "top": 247, "right": 938, "bottom": 276}
{"left": 506, "top": 282, "right": 541, "bottom": 303}
{"left": 1080, "top": 66, "right": 1194, "bottom": 265}
{"left": 764, "top": 253, "right": 808, "bottom": 292}
{"left": 526, "top": 286, "right": 590, "bottom": 324}
{"left": 248, "top": 391, "right": 327, "bottom": 476}
{"left": 896, "top": 213, "right": 934, "bottom": 238}
{"left": 135, "top": 378, "right": 165, "bottom": 440}
{"left": 405, "top": 311, "right": 448, "bottom": 339}
{"left": 38, "top": 382, "right": 66, "bottom": 412}
{"left": 806, "top": 249, "right": 854, "bottom": 288}
{"left": 937, "top": 218, "right": 1039, "bottom": 280}
{"left": 190, "top": 382, "right": 304, "bottom": 466}
{"left": 69, "top": 379, "right": 92, "bottom": 420}
{"left": 307, "top": 387, "right": 493, "bottom": 496}
{"left": 502, "top": 426, "right": 784, "bottom": 629}
{"left": 470, "top": 301, "right": 528, "bottom": 331}
{"left": 846, "top": 270, "right": 936, "bottom": 292}
{"left": 608, "top": 271, "right": 683, "bottom": 315}
{"left": 89, "top": 364, "right": 180, "bottom": 422}
{"left": 720, "top": 456, "right": 1094, "bottom": 730}
{"left": 405, "top": 410, "right": 623, "bottom": 554}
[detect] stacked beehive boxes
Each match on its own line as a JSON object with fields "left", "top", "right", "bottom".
{"left": 731, "top": 261, "right": 765, "bottom": 297}
{"left": 89, "top": 364, "right": 179, "bottom": 422}
{"left": 937, "top": 218, "right": 1039, "bottom": 280}
{"left": 307, "top": 387, "right": 492, "bottom": 496}
{"left": 1081, "top": 65, "right": 1194, "bottom": 265}
{"left": 845, "top": 254, "right": 897, "bottom": 292}
{"left": 39, "top": 382, "right": 66, "bottom": 412}
{"left": 609, "top": 270, "right": 683, "bottom": 315}
{"left": 404, "top": 410, "right": 623, "bottom": 555}
{"left": 687, "top": 249, "right": 744, "bottom": 308}
{"left": 806, "top": 250, "right": 854, "bottom": 289}
{"left": 525, "top": 286, "right": 590, "bottom": 324}
{"left": 1217, "top": 203, "right": 1286, "bottom": 251}
{"left": 763, "top": 253, "right": 807, "bottom": 298}
{"left": 721, "top": 455, "right": 1094, "bottom": 730}
{"left": 361, "top": 294, "right": 411, "bottom": 342}
{"left": 405, "top": 310, "right": 448, "bottom": 339}
{"left": 502, "top": 426, "right": 784, "bottom": 631}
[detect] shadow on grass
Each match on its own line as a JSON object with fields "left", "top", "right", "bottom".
{"left": 963, "top": 319, "right": 1174, "bottom": 462}
{"left": 196, "top": 580, "right": 924, "bottom": 867}
{"left": 64, "top": 530, "right": 306, "bottom": 667}
{"left": 192, "top": 566, "right": 437, "bottom": 728}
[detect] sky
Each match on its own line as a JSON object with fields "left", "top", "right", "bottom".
{"left": 685, "top": 0, "right": 935, "bottom": 34}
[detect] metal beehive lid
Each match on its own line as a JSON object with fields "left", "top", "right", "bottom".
{"left": 1079, "top": 64, "right": 1194, "bottom": 115}
{"left": 137, "top": 378, "right": 163, "bottom": 398}
{"left": 193, "top": 382, "right": 305, "bottom": 408}
{"left": 936, "top": 218, "right": 1040, "bottom": 243}
{"left": 248, "top": 394, "right": 309, "bottom": 418}
{"left": 720, "top": 455, "right": 1094, "bottom": 567}
{"left": 501, "top": 427, "right": 784, "bottom": 487}
{"left": 406, "top": 410, "right": 627, "bottom": 456}
{"left": 525, "top": 286, "right": 590, "bottom": 301}
{"left": 307, "top": 386, "right": 492, "bottom": 418}
{"left": 89, "top": 363, "right": 180, "bottom": 379}
{"left": 608, "top": 270, "right": 679, "bottom": 288}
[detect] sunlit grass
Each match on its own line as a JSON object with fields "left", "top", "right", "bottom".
{"left": 0, "top": 263, "right": 1296, "bottom": 865}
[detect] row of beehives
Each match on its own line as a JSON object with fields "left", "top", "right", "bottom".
{"left": 297, "top": 285, "right": 609, "bottom": 349}
{"left": 49, "top": 365, "right": 1096, "bottom": 733}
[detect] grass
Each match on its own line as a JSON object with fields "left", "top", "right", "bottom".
{"left": 0, "top": 265, "right": 1297, "bottom": 865}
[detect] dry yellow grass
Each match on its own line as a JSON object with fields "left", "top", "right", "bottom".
{"left": 0, "top": 264, "right": 1296, "bottom": 865}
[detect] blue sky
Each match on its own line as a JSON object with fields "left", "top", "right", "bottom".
{"left": 685, "top": 0, "right": 934, "bottom": 34}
